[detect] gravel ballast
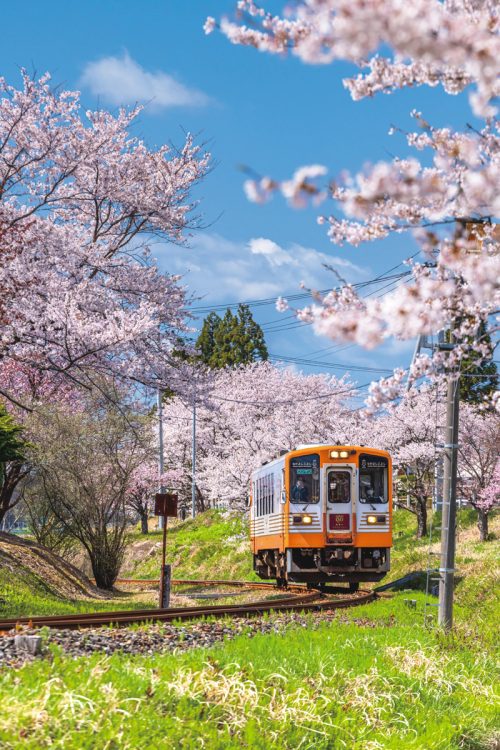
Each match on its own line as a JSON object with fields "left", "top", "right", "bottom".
{"left": 0, "top": 609, "right": 380, "bottom": 669}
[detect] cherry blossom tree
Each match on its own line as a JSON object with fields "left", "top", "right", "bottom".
{"left": 126, "top": 463, "right": 177, "bottom": 534}
{"left": 0, "top": 361, "right": 90, "bottom": 525}
{"left": 207, "top": 2, "right": 500, "bottom": 412}
{"left": 28, "top": 392, "right": 154, "bottom": 589}
{"left": 162, "top": 361, "right": 357, "bottom": 511}
{"left": 0, "top": 73, "right": 210, "bottom": 408}
{"left": 372, "top": 388, "right": 443, "bottom": 538}
{"left": 458, "top": 405, "right": 500, "bottom": 540}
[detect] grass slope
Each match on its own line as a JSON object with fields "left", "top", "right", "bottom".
{"left": 0, "top": 532, "right": 155, "bottom": 618}
{"left": 123, "top": 510, "right": 255, "bottom": 581}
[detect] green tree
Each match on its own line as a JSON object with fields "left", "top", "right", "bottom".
{"left": 196, "top": 304, "right": 268, "bottom": 368}
{"left": 0, "top": 403, "right": 30, "bottom": 526}
{"left": 0, "top": 404, "right": 25, "bottom": 463}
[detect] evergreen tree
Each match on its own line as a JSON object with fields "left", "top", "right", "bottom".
{"left": 196, "top": 304, "right": 268, "bottom": 368}
{"left": 0, "top": 403, "right": 25, "bottom": 463}
{"left": 195, "top": 312, "right": 220, "bottom": 365}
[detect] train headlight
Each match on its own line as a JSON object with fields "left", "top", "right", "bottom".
{"left": 302, "top": 514, "right": 313, "bottom": 525}
{"left": 339, "top": 450, "right": 349, "bottom": 458}
{"left": 367, "top": 515, "right": 377, "bottom": 524}
{"left": 330, "top": 450, "right": 339, "bottom": 458}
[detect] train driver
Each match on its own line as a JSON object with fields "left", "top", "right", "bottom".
{"left": 292, "top": 478, "right": 309, "bottom": 502}
{"left": 361, "top": 477, "right": 383, "bottom": 503}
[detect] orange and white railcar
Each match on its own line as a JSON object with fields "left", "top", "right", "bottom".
{"left": 250, "top": 445, "right": 392, "bottom": 590}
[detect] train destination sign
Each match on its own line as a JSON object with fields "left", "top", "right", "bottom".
{"left": 360, "top": 455, "right": 388, "bottom": 470}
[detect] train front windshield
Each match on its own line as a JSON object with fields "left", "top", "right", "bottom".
{"left": 359, "top": 454, "right": 388, "bottom": 503}
{"left": 290, "top": 453, "right": 320, "bottom": 503}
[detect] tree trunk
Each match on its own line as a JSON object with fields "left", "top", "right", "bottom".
{"left": 477, "top": 508, "right": 489, "bottom": 542}
{"left": 0, "top": 461, "right": 27, "bottom": 526}
{"left": 89, "top": 546, "right": 122, "bottom": 590}
{"left": 140, "top": 510, "right": 149, "bottom": 535}
{"left": 416, "top": 497, "right": 428, "bottom": 539}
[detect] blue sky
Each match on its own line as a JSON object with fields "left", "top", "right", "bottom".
{"left": 1, "top": 1, "right": 476, "bottom": 393}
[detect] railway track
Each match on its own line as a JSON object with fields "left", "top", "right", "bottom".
{"left": 0, "top": 579, "right": 376, "bottom": 631}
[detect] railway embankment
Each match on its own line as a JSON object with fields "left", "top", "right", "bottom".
{"left": 0, "top": 532, "right": 107, "bottom": 616}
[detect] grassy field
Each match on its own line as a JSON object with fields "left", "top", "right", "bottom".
{"left": 0, "top": 508, "right": 498, "bottom": 748}
{"left": 0, "top": 594, "right": 497, "bottom": 749}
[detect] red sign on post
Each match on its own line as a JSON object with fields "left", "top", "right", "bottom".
{"left": 154, "top": 493, "right": 178, "bottom": 517}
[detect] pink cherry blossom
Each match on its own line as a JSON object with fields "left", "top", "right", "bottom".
{"left": 208, "top": 5, "right": 500, "bottom": 412}
{"left": 0, "top": 73, "right": 210, "bottom": 407}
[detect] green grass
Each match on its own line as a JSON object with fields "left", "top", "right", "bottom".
{"left": 1, "top": 506, "right": 498, "bottom": 748}
{"left": 0, "top": 567, "right": 155, "bottom": 618}
{"left": 123, "top": 509, "right": 257, "bottom": 581}
{"left": 0, "top": 594, "right": 497, "bottom": 749}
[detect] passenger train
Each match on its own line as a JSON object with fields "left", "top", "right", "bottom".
{"left": 250, "top": 445, "right": 392, "bottom": 590}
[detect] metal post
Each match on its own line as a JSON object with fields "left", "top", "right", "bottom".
{"left": 191, "top": 395, "right": 196, "bottom": 518}
{"left": 438, "top": 374, "right": 460, "bottom": 630}
{"left": 157, "top": 387, "right": 165, "bottom": 531}
{"left": 158, "top": 516, "right": 170, "bottom": 608}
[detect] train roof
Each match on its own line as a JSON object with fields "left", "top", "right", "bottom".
{"left": 257, "top": 444, "right": 390, "bottom": 469}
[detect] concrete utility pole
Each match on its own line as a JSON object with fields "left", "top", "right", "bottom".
{"left": 409, "top": 333, "right": 445, "bottom": 511}
{"left": 438, "top": 372, "right": 460, "bottom": 630}
{"left": 191, "top": 393, "right": 197, "bottom": 518}
{"left": 157, "top": 387, "right": 165, "bottom": 531}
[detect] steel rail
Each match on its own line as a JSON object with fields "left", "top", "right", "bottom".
{"left": 0, "top": 589, "right": 321, "bottom": 630}
{"left": 114, "top": 578, "right": 308, "bottom": 591}
{"left": 0, "top": 579, "right": 376, "bottom": 631}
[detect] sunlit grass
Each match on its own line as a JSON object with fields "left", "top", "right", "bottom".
{"left": 0, "top": 595, "right": 498, "bottom": 749}
{"left": 0, "top": 507, "right": 499, "bottom": 747}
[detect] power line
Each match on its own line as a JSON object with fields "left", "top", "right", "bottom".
{"left": 208, "top": 381, "right": 371, "bottom": 407}
{"left": 186, "top": 270, "right": 413, "bottom": 315}
{"left": 269, "top": 353, "right": 393, "bottom": 374}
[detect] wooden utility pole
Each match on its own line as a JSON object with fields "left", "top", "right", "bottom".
{"left": 438, "top": 372, "right": 460, "bottom": 630}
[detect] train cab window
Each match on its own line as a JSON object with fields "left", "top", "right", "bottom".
{"left": 328, "top": 470, "right": 351, "bottom": 503}
{"left": 290, "top": 454, "right": 320, "bottom": 504}
{"left": 359, "top": 454, "right": 388, "bottom": 504}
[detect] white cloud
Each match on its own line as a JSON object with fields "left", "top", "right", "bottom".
{"left": 249, "top": 236, "right": 368, "bottom": 284}
{"left": 155, "top": 232, "right": 369, "bottom": 308}
{"left": 81, "top": 52, "right": 209, "bottom": 109}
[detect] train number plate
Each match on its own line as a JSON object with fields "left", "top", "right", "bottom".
{"left": 329, "top": 513, "right": 350, "bottom": 530}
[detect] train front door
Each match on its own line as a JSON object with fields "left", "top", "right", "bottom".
{"left": 326, "top": 467, "right": 353, "bottom": 542}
